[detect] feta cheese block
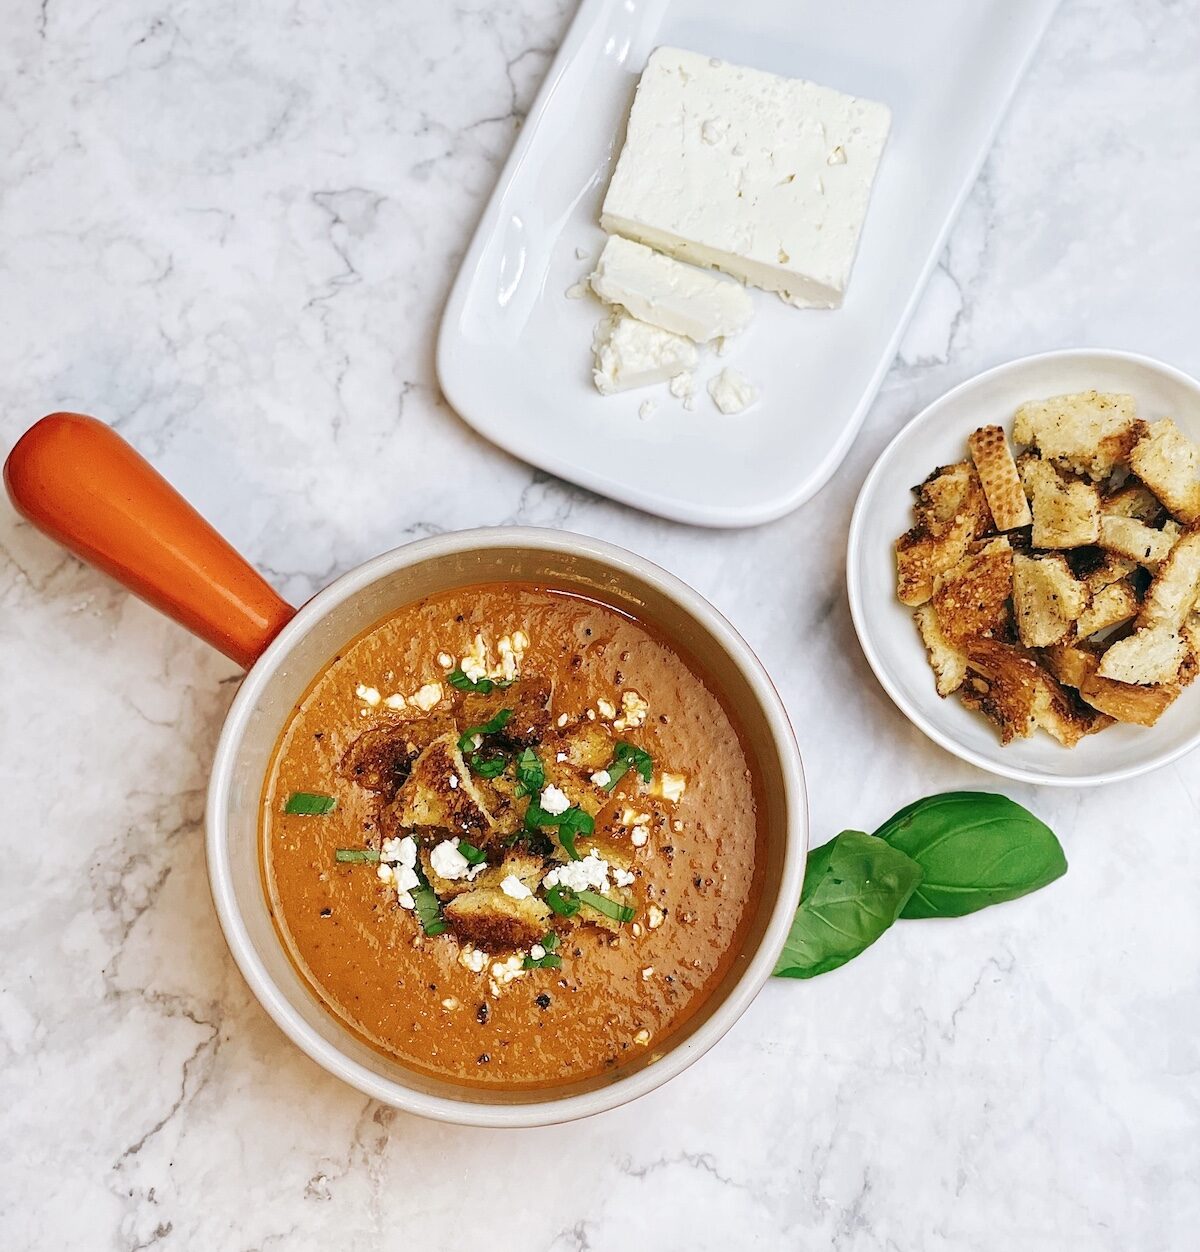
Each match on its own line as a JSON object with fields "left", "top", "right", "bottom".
{"left": 592, "top": 310, "right": 697, "bottom": 395}
{"left": 590, "top": 235, "right": 754, "bottom": 342}
{"left": 707, "top": 367, "right": 758, "bottom": 415}
{"left": 601, "top": 47, "right": 892, "bottom": 309}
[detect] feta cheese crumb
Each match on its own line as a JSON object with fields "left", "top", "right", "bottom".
{"left": 592, "top": 311, "right": 697, "bottom": 395}
{"left": 448, "top": 775, "right": 459, "bottom": 790}
{"left": 490, "top": 954, "right": 527, "bottom": 986}
{"left": 613, "top": 689, "right": 649, "bottom": 730}
{"left": 410, "top": 682, "right": 443, "bottom": 712}
{"left": 530, "top": 944, "right": 546, "bottom": 960}
{"left": 543, "top": 850, "right": 612, "bottom": 894}
{"left": 556, "top": 752, "right": 569, "bottom": 763}
{"left": 383, "top": 693, "right": 407, "bottom": 710}
{"left": 441, "top": 997, "right": 459, "bottom": 1011}
{"left": 669, "top": 371, "right": 696, "bottom": 406}
{"left": 659, "top": 773, "right": 687, "bottom": 803}
{"left": 437, "top": 651, "right": 454, "bottom": 669}
{"left": 612, "top": 867, "right": 636, "bottom": 888}
{"left": 648, "top": 905, "right": 665, "bottom": 929}
{"left": 641, "top": 967, "right": 655, "bottom": 980}
{"left": 538, "top": 785, "right": 571, "bottom": 816}
{"left": 566, "top": 282, "right": 588, "bottom": 299}
{"left": 639, "top": 399, "right": 657, "bottom": 421}
{"left": 633, "top": 1029, "right": 651, "bottom": 1046}
{"left": 396, "top": 890, "right": 415, "bottom": 910}
{"left": 377, "top": 863, "right": 394, "bottom": 883}
{"left": 459, "top": 946, "right": 488, "bottom": 974}
{"left": 597, "top": 697, "right": 617, "bottom": 720}
{"left": 630, "top": 826, "right": 649, "bottom": 848}
{"left": 707, "top": 367, "right": 758, "bottom": 415}
{"left": 381, "top": 836, "right": 417, "bottom": 868}
{"left": 556, "top": 712, "right": 569, "bottom": 728}
{"left": 591, "top": 769, "right": 611, "bottom": 787}
{"left": 430, "top": 839, "right": 471, "bottom": 880}
{"left": 355, "top": 684, "right": 381, "bottom": 706}
{"left": 500, "top": 875, "right": 532, "bottom": 900}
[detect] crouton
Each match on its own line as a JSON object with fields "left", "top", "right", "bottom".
{"left": 1012, "top": 553, "right": 1087, "bottom": 647}
{"left": 1076, "top": 581, "right": 1139, "bottom": 639}
{"left": 968, "top": 425, "right": 1032, "bottom": 531}
{"left": 457, "top": 676, "right": 552, "bottom": 748}
{"left": 1098, "top": 626, "right": 1187, "bottom": 686}
{"left": 1137, "top": 528, "right": 1200, "bottom": 632}
{"left": 340, "top": 723, "right": 417, "bottom": 799}
{"left": 1042, "top": 643, "right": 1178, "bottom": 726}
{"left": 443, "top": 887, "right": 551, "bottom": 951}
{"left": 1012, "top": 390, "right": 1139, "bottom": 480}
{"left": 1128, "top": 419, "right": 1200, "bottom": 523}
{"left": 930, "top": 537, "right": 1014, "bottom": 647}
{"left": 914, "top": 604, "right": 967, "bottom": 696}
{"left": 1102, "top": 480, "right": 1164, "bottom": 524}
{"left": 961, "top": 639, "right": 1110, "bottom": 746}
{"left": 1022, "top": 457, "right": 1101, "bottom": 548}
{"left": 1042, "top": 643, "right": 1101, "bottom": 690}
{"left": 1098, "top": 515, "right": 1176, "bottom": 567}
{"left": 389, "top": 732, "right": 497, "bottom": 841}
{"left": 895, "top": 462, "right": 994, "bottom": 606}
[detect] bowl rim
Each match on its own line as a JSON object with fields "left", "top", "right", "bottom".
{"left": 206, "top": 526, "right": 808, "bottom": 1127}
{"left": 847, "top": 346, "right": 1200, "bottom": 787}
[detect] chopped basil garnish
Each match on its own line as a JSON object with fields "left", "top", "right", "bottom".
{"left": 523, "top": 931, "right": 562, "bottom": 969}
{"left": 600, "top": 742, "right": 654, "bottom": 792}
{"left": 457, "top": 840, "right": 488, "bottom": 866}
{"left": 514, "top": 747, "right": 545, "bottom": 798}
{"left": 468, "top": 751, "right": 508, "bottom": 779}
{"left": 285, "top": 791, "right": 338, "bottom": 815}
{"left": 456, "top": 708, "right": 514, "bottom": 753}
{"left": 412, "top": 866, "right": 448, "bottom": 937}
{"left": 544, "top": 885, "right": 581, "bottom": 917}
{"left": 457, "top": 709, "right": 515, "bottom": 776}
{"left": 576, "top": 889, "right": 635, "bottom": 924}
{"left": 447, "top": 667, "right": 513, "bottom": 694}
{"left": 334, "top": 848, "right": 380, "bottom": 864}
{"left": 525, "top": 802, "right": 594, "bottom": 860}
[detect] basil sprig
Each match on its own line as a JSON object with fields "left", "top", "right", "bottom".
{"left": 514, "top": 747, "right": 545, "bottom": 798}
{"left": 447, "top": 667, "right": 513, "bottom": 695}
{"left": 875, "top": 792, "right": 1067, "bottom": 918}
{"left": 412, "top": 865, "right": 447, "bottom": 937}
{"left": 285, "top": 791, "right": 337, "bottom": 815}
{"left": 457, "top": 709, "right": 513, "bottom": 777}
{"left": 545, "top": 885, "right": 582, "bottom": 917}
{"left": 334, "top": 848, "right": 381, "bottom": 864}
{"left": 523, "top": 931, "right": 562, "bottom": 969}
{"left": 773, "top": 793, "right": 1067, "bottom": 981}
{"left": 600, "top": 742, "right": 654, "bottom": 792}
{"left": 772, "top": 831, "right": 922, "bottom": 979}
{"left": 525, "top": 802, "right": 593, "bottom": 860}
{"left": 456, "top": 840, "right": 488, "bottom": 866}
{"left": 577, "top": 889, "right": 635, "bottom": 924}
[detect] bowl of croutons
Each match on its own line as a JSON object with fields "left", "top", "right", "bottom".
{"left": 847, "top": 348, "right": 1200, "bottom": 786}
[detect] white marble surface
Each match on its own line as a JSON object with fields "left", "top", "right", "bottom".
{"left": 2, "top": 0, "right": 1199, "bottom": 1247}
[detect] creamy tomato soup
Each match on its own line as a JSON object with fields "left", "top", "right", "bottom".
{"left": 261, "top": 583, "right": 765, "bottom": 1088}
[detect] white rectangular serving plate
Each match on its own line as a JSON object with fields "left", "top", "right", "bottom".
{"left": 437, "top": 0, "right": 1059, "bottom": 527}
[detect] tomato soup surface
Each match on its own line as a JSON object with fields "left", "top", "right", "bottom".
{"left": 262, "top": 583, "right": 765, "bottom": 1088}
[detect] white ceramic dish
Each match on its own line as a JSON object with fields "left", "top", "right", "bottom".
{"left": 847, "top": 348, "right": 1200, "bottom": 787}
{"left": 5, "top": 414, "right": 808, "bottom": 1127}
{"left": 437, "top": 0, "right": 1060, "bottom": 527}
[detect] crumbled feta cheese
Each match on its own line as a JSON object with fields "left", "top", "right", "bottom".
{"left": 355, "top": 684, "right": 381, "bottom": 706}
{"left": 591, "top": 769, "right": 612, "bottom": 787}
{"left": 630, "top": 826, "right": 649, "bottom": 848}
{"left": 467, "top": 861, "right": 488, "bottom": 880}
{"left": 707, "top": 368, "right": 758, "bottom": 415}
{"left": 597, "top": 697, "right": 617, "bottom": 720}
{"left": 383, "top": 836, "right": 416, "bottom": 866}
{"left": 437, "top": 651, "right": 454, "bottom": 669}
{"left": 612, "top": 867, "right": 636, "bottom": 888}
{"left": 539, "top": 785, "right": 571, "bottom": 816}
{"left": 556, "top": 752, "right": 569, "bottom": 763}
{"left": 641, "top": 967, "right": 655, "bottom": 980}
{"left": 672, "top": 820, "right": 683, "bottom": 833}
{"left": 556, "top": 712, "right": 569, "bottom": 728}
{"left": 530, "top": 944, "right": 546, "bottom": 961}
{"left": 613, "top": 689, "right": 649, "bottom": 730}
{"left": 648, "top": 905, "right": 665, "bottom": 929}
{"left": 377, "top": 863, "right": 394, "bottom": 883}
{"left": 669, "top": 371, "right": 696, "bottom": 406}
{"left": 639, "top": 399, "right": 657, "bottom": 421}
{"left": 543, "top": 850, "right": 612, "bottom": 894}
{"left": 592, "top": 310, "right": 697, "bottom": 395}
{"left": 394, "top": 865, "right": 420, "bottom": 893}
{"left": 631, "top": 922, "right": 643, "bottom": 937}
{"left": 459, "top": 946, "right": 488, "bottom": 974}
{"left": 430, "top": 839, "right": 471, "bottom": 880}
{"left": 383, "top": 693, "right": 407, "bottom": 710}
{"left": 441, "top": 997, "right": 459, "bottom": 1011}
{"left": 500, "top": 875, "right": 532, "bottom": 900}
{"left": 586, "top": 708, "right": 597, "bottom": 721}
{"left": 659, "top": 773, "right": 687, "bottom": 803}
{"left": 396, "top": 890, "right": 415, "bottom": 910}
{"left": 490, "top": 954, "right": 527, "bottom": 986}
{"left": 566, "top": 282, "right": 588, "bottom": 300}
{"left": 411, "top": 682, "right": 443, "bottom": 712}
{"left": 448, "top": 774, "right": 459, "bottom": 790}
{"left": 633, "top": 1028, "right": 651, "bottom": 1046}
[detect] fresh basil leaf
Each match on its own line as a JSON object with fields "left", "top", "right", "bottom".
{"left": 456, "top": 708, "right": 513, "bottom": 755}
{"left": 874, "top": 792, "right": 1067, "bottom": 919}
{"left": 523, "top": 932, "right": 563, "bottom": 969}
{"left": 541, "top": 930, "right": 559, "bottom": 952}
{"left": 545, "top": 885, "right": 581, "bottom": 917}
{"left": 412, "top": 866, "right": 447, "bottom": 936}
{"left": 457, "top": 840, "right": 487, "bottom": 865}
{"left": 601, "top": 741, "right": 654, "bottom": 791}
{"left": 514, "top": 747, "right": 545, "bottom": 798}
{"left": 447, "top": 668, "right": 513, "bottom": 694}
{"left": 468, "top": 750, "right": 508, "bottom": 779}
{"left": 334, "top": 848, "right": 380, "bottom": 864}
{"left": 772, "top": 831, "right": 923, "bottom": 980}
{"left": 524, "top": 801, "right": 593, "bottom": 861}
{"left": 577, "top": 889, "right": 635, "bottom": 924}
{"left": 285, "top": 791, "right": 337, "bottom": 815}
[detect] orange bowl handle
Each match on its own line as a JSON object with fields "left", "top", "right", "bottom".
{"left": 4, "top": 413, "right": 296, "bottom": 669}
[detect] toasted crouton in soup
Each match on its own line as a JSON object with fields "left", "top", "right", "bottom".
{"left": 1098, "top": 626, "right": 1188, "bottom": 686}
{"left": 913, "top": 604, "right": 967, "bottom": 696}
{"left": 1012, "top": 390, "right": 1138, "bottom": 480}
{"left": 1022, "top": 458, "right": 1101, "bottom": 548}
{"left": 1137, "top": 528, "right": 1200, "bottom": 632}
{"left": 895, "top": 462, "right": 995, "bottom": 605}
{"left": 444, "top": 888, "right": 551, "bottom": 952}
{"left": 968, "top": 425, "right": 1032, "bottom": 531}
{"left": 1076, "top": 581, "right": 1139, "bottom": 639}
{"left": 1012, "top": 553, "right": 1087, "bottom": 648}
{"left": 389, "top": 732, "right": 497, "bottom": 842}
{"left": 930, "top": 537, "right": 1014, "bottom": 647}
{"left": 1129, "top": 419, "right": 1200, "bottom": 523}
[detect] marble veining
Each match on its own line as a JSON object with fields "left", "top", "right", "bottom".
{"left": 2, "top": 1, "right": 1199, "bottom": 1248}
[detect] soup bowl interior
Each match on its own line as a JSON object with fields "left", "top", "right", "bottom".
{"left": 207, "top": 529, "right": 807, "bottom": 1126}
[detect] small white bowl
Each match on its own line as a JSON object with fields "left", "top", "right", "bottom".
{"left": 847, "top": 348, "right": 1200, "bottom": 787}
